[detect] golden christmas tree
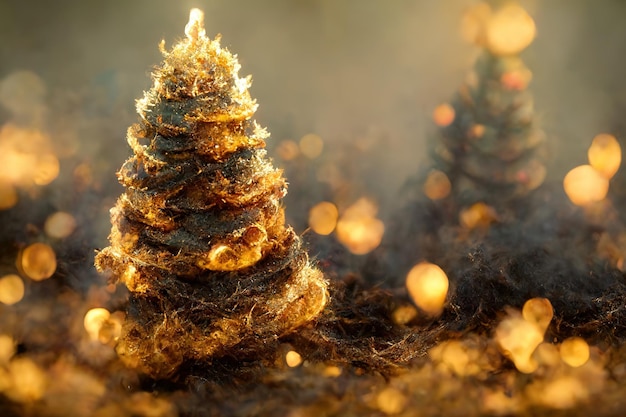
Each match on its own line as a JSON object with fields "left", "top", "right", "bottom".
{"left": 95, "top": 9, "right": 328, "bottom": 379}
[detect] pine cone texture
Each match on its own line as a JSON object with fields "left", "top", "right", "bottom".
{"left": 95, "top": 10, "right": 328, "bottom": 379}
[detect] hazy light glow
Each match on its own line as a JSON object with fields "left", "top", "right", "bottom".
{"left": 560, "top": 337, "right": 590, "bottom": 368}
{"left": 405, "top": 262, "right": 449, "bottom": 316}
{"left": 563, "top": 164, "right": 609, "bottom": 206}
{"left": 423, "top": 169, "right": 451, "bottom": 200}
{"left": 44, "top": 211, "right": 77, "bottom": 239}
{"left": 485, "top": 3, "right": 536, "bottom": 56}
{"left": 0, "top": 275, "right": 25, "bottom": 305}
{"left": 20, "top": 243, "right": 57, "bottom": 281}
{"left": 433, "top": 103, "right": 455, "bottom": 127}
{"left": 588, "top": 133, "right": 621, "bottom": 179}
{"left": 299, "top": 133, "right": 324, "bottom": 159}
{"left": 308, "top": 201, "right": 339, "bottom": 235}
{"left": 336, "top": 198, "right": 384, "bottom": 255}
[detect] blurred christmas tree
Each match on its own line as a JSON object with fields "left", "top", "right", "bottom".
{"left": 427, "top": 2, "right": 546, "bottom": 212}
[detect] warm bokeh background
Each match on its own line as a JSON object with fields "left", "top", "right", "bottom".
{"left": 1, "top": 0, "right": 626, "bottom": 244}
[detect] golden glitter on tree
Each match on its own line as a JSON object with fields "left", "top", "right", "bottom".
{"left": 95, "top": 8, "right": 328, "bottom": 379}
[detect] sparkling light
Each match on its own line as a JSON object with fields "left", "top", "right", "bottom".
{"left": 485, "top": 3, "right": 536, "bottom": 56}
{"left": 19, "top": 243, "right": 57, "bottom": 281}
{"left": 285, "top": 350, "right": 302, "bottom": 368}
{"left": 0, "top": 274, "right": 25, "bottom": 305}
{"left": 423, "top": 169, "right": 451, "bottom": 201}
{"left": 308, "top": 201, "right": 339, "bottom": 235}
{"left": 299, "top": 133, "right": 324, "bottom": 159}
{"left": 405, "top": 262, "right": 449, "bottom": 316}
{"left": 563, "top": 164, "right": 609, "bottom": 206}
{"left": 433, "top": 103, "right": 455, "bottom": 127}
{"left": 588, "top": 133, "right": 621, "bottom": 179}
{"left": 335, "top": 198, "right": 384, "bottom": 255}
{"left": 44, "top": 211, "right": 77, "bottom": 239}
{"left": 84, "top": 308, "right": 111, "bottom": 342}
{"left": 560, "top": 337, "right": 590, "bottom": 368}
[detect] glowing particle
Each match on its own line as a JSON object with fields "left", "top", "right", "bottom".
{"left": 485, "top": 3, "right": 536, "bottom": 56}
{"left": 44, "top": 211, "right": 77, "bottom": 239}
{"left": 405, "top": 262, "right": 449, "bottom": 316}
{"left": 285, "top": 350, "right": 302, "bottom": 367}
{"left": 299, "top": 133, "right": 324, "bottom": 159}
{"left": 0, "top": 274, "right": 25, "bottom": 305}
{"left": 588, "top": 133, "right": 621, "bottom": 179}
{"left": 433, "top": 103, "right": 455, "bottom": 127}
{"left": 522, "top": 297, "right": 553, "bottom": 333}
{"left": 560, "top": 337, "right": 590, "bottom": 368}
{"left": 32, "top": 154, "right": 59, "bottom": 185}
{"left": 308, "top": 201, "right": 339, "bottom": 235}
{"left": 322, "top": 365, "right": 342, "bottom": 377}
{"left": 276, "top": 140, "right": 300, "bottom": 161}
{"left": 0, "top": 335, "right": 15, "bottom": 364}
{"left": 84, "top": 308, "right": 111, "bottom": 342}
{"left": 459, "top": 202, "right": 497, "bottom": 229}
{"left": 335, "top": 198, "right": 384, "bottom": 255}
{"left": 563, "top": 164, "right": 609, "bottom": 206}
{"left": 495, "top": 312, "right": 543, "bottom": 373}
{"left": 423, "top": 169, "right": 451, "bottom": 200}
{"left": 0, "top": 181, "right": 17, "bottom": 210}
{"left": 5, "top": 357, "right": 48, "bottom": 403}
{"left": 376, "top": 387, "right": 407, "bottom": 415}
{"left": 392, "top": 304, "right": 418, "bottom": 325}
{"left": 20, "top": 243, "right": 56, "bottom": 281}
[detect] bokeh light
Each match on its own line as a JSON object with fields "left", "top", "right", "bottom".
{"left": 485, "top": 3, "right": 536, "bottom": 56}
{"left": 500, "top": 68, "right": 532, "bottom": 91}
{"left": 432, "top": 103, "right": 455, "bottom": 127}
{"left": 84, "top": 308, "right": 111, "bottom": 342}
{"left": 19, "top": 243, "right": 57, "bottom": 281}
{"left": 495, "top": 313, "right": 543, "bottom": 373}
{"left": 335, "top": 198, "right": 384, "bottom": 255}
{"left": 0, "top": 275, "right": 25, "bottom": 305}
{"left": 285, "top": 350, "right": 302, "bottom": 368}
{"left": 276, "top": 140, "right": 300, "bottom": 161}
{"left": 423, "top": 169, "right": 451, "bottom": 200}
{"left": 405, "top": 262, "right": 449, "bottom": 316}
{"left": 308, "top": 201, "right": 339, "bottom": 235}
{"left": 459, "top": 202, "right": 497, "bottom": 229}
{"left": 4, "top": 357, "right": 48, "bottom": 403}
{"left": 563, "top": 164, "right": 609, "bottom": 206}
{"left": 299, "top": 133, "right": 324, "bottom": 159}
{"left": 44, "top": 211, "right": 77, "bottom": 239}
{"left": 376, "top": 387, "right": 407, "bottom": 416}
{"left": 587, "top": 133, "right": 621, "bottom": 179}
{"left": 522, "top": 297, "right": 553, "bottom": 334}
{"left": 560, "top": 337, "right": 590, "bottom": 368}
